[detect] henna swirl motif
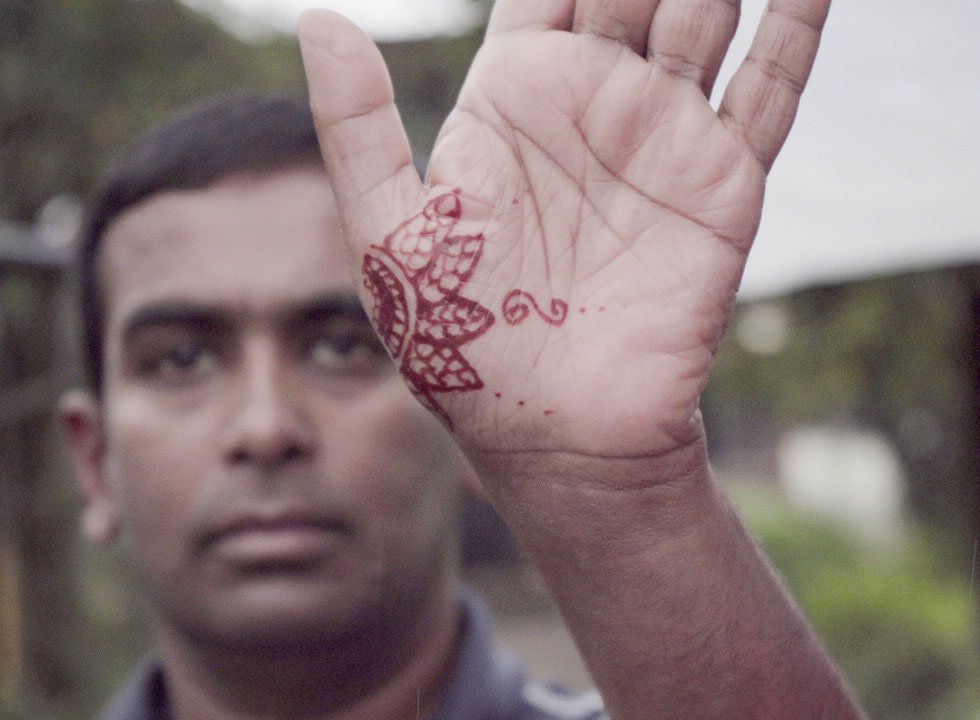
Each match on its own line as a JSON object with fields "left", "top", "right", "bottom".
{"left": 362, "top": 190, "right": 494, "bottom": 429}
{"left": 501, "top": 290, "right": 568, "bottom": 326}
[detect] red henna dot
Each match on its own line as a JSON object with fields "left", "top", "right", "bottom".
{"left": 512, "top": 198, "right": 519, "bottom": 206}
{"left": 544, "top": 410, "right": 554, "bottom": 416}
{"left": 579, "top": 307, "right": 586, "bottom": 314}
{"left": 518, "top": 400, "right": 525, "bottom": 407}
{"left": 494, "top": 392, "right": 502, "bottom": 398}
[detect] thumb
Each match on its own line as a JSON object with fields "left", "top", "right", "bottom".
{"left": 298, "top": 10, "right": 423, "bottom": 257}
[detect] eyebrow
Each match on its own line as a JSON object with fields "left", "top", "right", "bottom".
{"left": 121, "top": 304, "right": 224, "bottom": 345}
{"left": 120, "top": 292, "right": 370, "bottom": 344}
{"left": 291, "top": 293, "right": 369, "bottom": 326}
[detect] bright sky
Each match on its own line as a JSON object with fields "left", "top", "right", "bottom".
{"left": 195, "top": 0, "right": 980, "bottom": 297}
{"left": 185, "top": 0, "right": 486, "bottom": 39}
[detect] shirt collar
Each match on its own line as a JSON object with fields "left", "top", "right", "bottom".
{"left": 431, "top": 587, "right": 528, "bottom": 720}
{"left": 98, "top": 654, "right": 169, "bottom": 720}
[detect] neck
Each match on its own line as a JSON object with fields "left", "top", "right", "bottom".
{"left": 158, "top": 583, "right": 462, "bottom": 720}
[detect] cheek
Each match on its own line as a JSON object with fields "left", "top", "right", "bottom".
{"left": 329, "top": 382, "right": 463, "bottom": 535}
{"left": 102, "top": 393, "right": 212, "bottom": 561}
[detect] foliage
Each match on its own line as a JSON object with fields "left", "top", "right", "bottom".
{"left": 0, "top": 0, "right": 307, "bottom": 222}
{"left": 0, "top": 0, "right": 488, "bottom": 224}
{"left": 378, "top": 28, "right": 483, "bottom": 165}
{"left": 707, "top": 266, "right": 979, "bottom": 540}
{"left": 737, "top": 487, "right": 980, "bottom": 720}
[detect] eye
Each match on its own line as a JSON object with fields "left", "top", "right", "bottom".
{"left": 144, "top": 339, "right": 218, "bottom": 382}
{"left": 306, "top": 321, "right": 388, "bottom": 375}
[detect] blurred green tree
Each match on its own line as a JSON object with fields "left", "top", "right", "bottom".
{"left": 0, "top": 0, "right": 488, "bottom": 223}
{"left": 0, "top": 0, "right": 307, "bottom": 221}
{"left": 707, "top": 266, "right": 980, "bottom": 559}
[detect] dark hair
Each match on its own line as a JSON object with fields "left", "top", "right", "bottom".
{"left": 77, "top": 93, "right": 323, "bottom": 393}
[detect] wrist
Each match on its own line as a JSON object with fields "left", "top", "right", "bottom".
{"left": 469, "top": 434, "right": 725, "bottom": 554}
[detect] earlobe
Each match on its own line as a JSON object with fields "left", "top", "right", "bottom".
{"left": 59, "top": 390, "right": 118, "bottom": 544}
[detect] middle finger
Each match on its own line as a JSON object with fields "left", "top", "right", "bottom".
{"left": 572, "top": 0, "right": 663, "bottom": 56}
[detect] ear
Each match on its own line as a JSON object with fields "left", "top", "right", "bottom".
{"left": 59, "top": 390, "right": 118, "bottom": 544}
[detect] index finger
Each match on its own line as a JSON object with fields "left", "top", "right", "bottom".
{"left": 718, "top": 0, "right": 831, "bottom": 171}
{"left": 485, "top": 0, "right": 574, "bottom": 35}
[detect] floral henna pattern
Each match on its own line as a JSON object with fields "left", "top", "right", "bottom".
{"left": 362, "top": 190, "right": 494, "bottom": 428}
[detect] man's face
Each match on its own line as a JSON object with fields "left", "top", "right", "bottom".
{"left": 66, "top": 167, "right": 466, "bottom": 649}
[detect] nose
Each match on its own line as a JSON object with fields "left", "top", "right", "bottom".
{"left": 222, "top": 339, "right": 315, "bottom": 468}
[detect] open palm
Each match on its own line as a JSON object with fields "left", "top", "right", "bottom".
{"left": 300, "top": 0, "right": 829, "bottom": 461}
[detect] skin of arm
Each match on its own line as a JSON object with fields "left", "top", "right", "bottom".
{"left": 298, "top": 1, "right": 869, "bottom": 718}
{"left": 474, "top": 440, "right": 865, "bottom": 720}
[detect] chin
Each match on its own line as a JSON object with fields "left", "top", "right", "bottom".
{"left": 164, "top": 578, "right": 373, "bottom": 653}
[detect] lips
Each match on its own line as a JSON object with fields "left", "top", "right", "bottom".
{"left": 201, "top": 513, "right": 352, "bottom": 568}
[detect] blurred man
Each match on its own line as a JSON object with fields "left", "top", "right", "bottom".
{"left": 62, "top": 1, "right": 867, "bottom": 719}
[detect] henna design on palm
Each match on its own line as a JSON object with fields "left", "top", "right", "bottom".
{"left": 501, "top": 290, "right": 568, "bottom": 326}
{"left": 362, "top": 190, "right": 494, "bottom": 428}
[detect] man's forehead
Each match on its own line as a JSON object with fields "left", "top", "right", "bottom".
{"left": 98, "top": 168, "right": 353, "bottom": 328}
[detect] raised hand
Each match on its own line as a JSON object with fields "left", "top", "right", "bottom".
{"left": 299, "top": 0, "right": 829, "bottom": 463}
{"left": 299, "top": 7, "right": 871, "bottom": 719}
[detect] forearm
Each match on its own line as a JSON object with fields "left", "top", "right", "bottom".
{"left": 475, "top": 439, "right": 867, "bottom": 720}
